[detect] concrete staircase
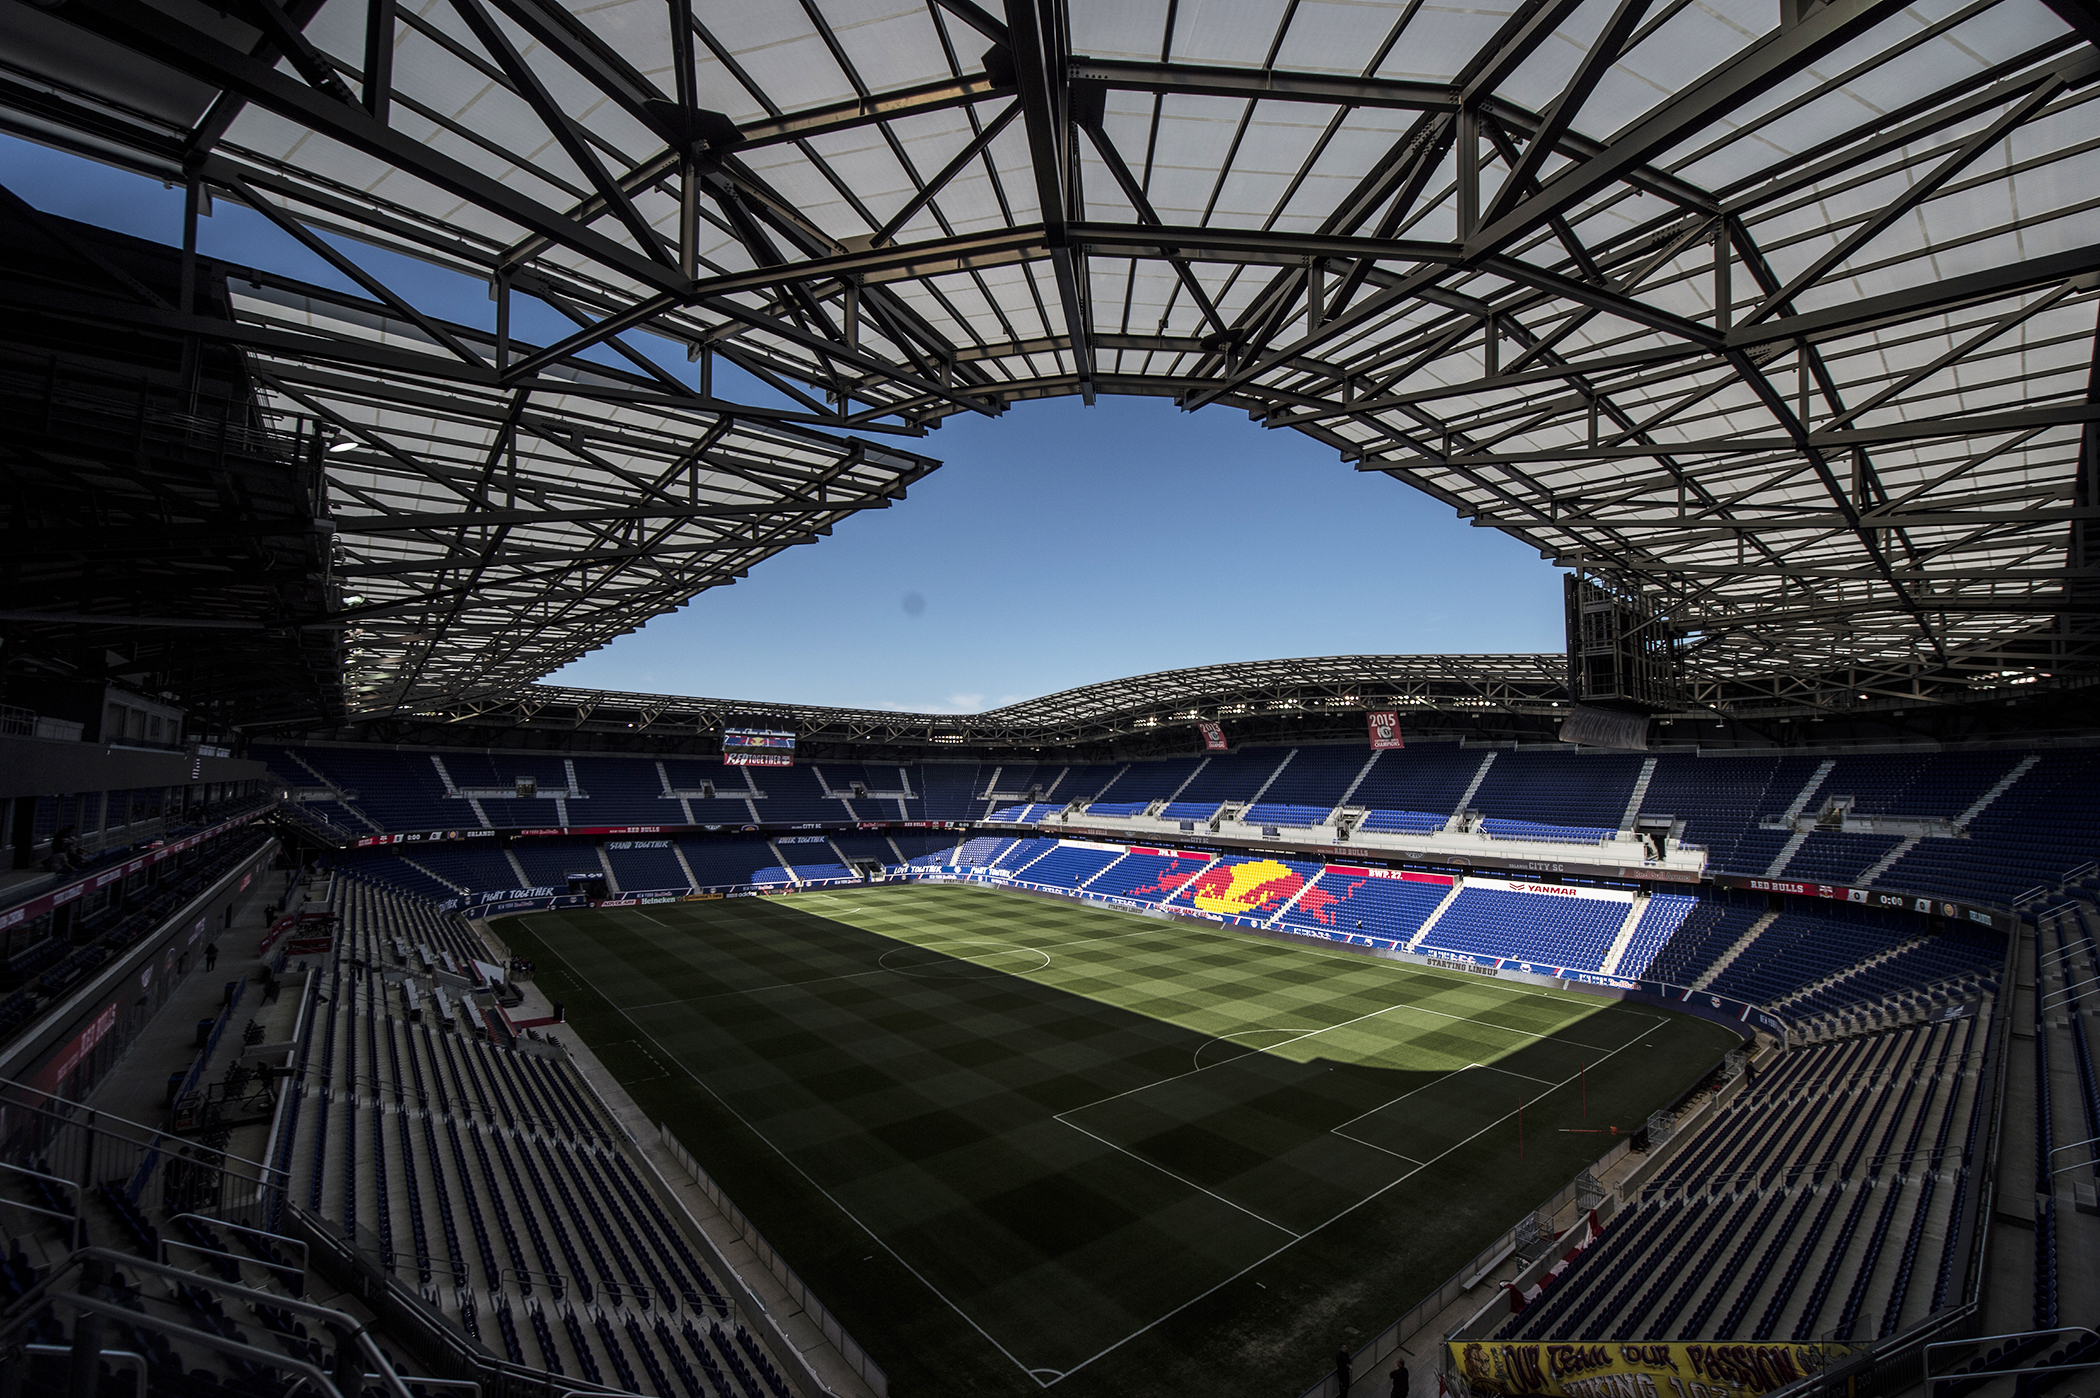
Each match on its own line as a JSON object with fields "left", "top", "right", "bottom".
{"left": 1329, "top": 750, "right": 1384, "bottom": 824}
{"left": 1955, "top": 753, "right": 2038, "bottom": 826}
{"left": 1858, "top": 835, "right": 1922, "bottom": 887}
{"left": 1405, "top": 881, "right": 1469, "bottom": 951}
{"left": 1692, "top": 909, "right": 1779, "bottom": 990}
{"left": 399, "top": 854, "right": 469, "bottom": 896}
{"left": 1166, "top": 758, "right": 1210, "bottom": 802}
{"left": 504, "top": 846, "right": 532, "bottom": 888}
{"left": 1447, "top": 751, "right": 1498, "bottom": 830}
{"left": 672, "top": 841, "right": 702, "bottom": 888}
{"left": 1765, "top": 829, "right": 1812, "bottom": 877}
{"left": 1619, "top": 757, "right": 1658, "bottom": 830}
{"left": 1245, "top": 749, "right": 1296, "bottom": 805}
{"left": 1771, "top": 936, "right": 1930, "bottom": 1017}
{"left": 287, "top": 751, "right": 386, "bottom": 832}
{"left": 596, "top": 845, "right": 621, "bottom": 894}
{"left": 1600, "top": 893, "right": 1648, "bottom": 976}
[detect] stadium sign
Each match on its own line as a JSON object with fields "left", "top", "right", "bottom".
{"left": 1711, "top": 874, "right": 2009, "bottom": 930}
{"left": 1367, "top": 711, "right": 1403, "bottom": 749}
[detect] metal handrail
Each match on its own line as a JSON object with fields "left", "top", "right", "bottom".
{"left": 1925, "top": 1326, "right": 2100, "bottom": 1389}
{"left": 0, "top": 1246, "right": 412, "bottom": 1398}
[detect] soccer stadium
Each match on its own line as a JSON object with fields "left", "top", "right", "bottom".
{"left": 0, "top": 0, "right": 2097, "bottom": 1395}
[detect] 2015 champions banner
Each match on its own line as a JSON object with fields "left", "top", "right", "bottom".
{"left": 1450, "top": 1342, "right": 1841, "bottom": 1398}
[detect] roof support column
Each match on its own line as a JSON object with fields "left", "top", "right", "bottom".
{"left": 1004, "top": 0, "right": 1093, "bottom": 401}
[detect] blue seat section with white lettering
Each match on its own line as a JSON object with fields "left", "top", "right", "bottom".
{"left": 1418, "top": 887, "right": 1628, "bottom": 972}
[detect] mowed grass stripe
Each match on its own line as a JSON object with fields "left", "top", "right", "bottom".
{"left": 502, "top": 885, "right": 1731, "bottom": 1396}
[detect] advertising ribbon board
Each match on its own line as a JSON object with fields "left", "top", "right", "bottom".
{"left": 1367, "top": 711, "right": 1403, "bottom": 750}
{"left": 1450, "top": 1342, "right": 1841, "bottom": 1398}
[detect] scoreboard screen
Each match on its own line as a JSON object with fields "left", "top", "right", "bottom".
{"left": 723, "top": 728, "right": 795, "bottom": 767}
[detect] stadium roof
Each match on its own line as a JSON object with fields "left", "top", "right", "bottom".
{"left": 428, "top": 653, "right": 1573, "bottom": 745}
{"left": 5, "top": 0, "right": 2099, "bottom": 717}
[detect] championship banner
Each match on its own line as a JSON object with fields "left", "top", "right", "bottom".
{"left": 1450, "top": 1342, "right": 1840, "bottom": 1398}
{"left": 1367, "top": 711, "right": 1403, "bottom": 750}
{"left": 1198, "top": 721, "right": 1227, "bottom": 751}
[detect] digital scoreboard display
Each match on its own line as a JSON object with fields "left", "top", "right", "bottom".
{"left": 722, "top": 727, "right": 795, "bottom": 767}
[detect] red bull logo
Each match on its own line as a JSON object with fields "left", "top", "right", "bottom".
{"left": 1178, "top": 859, "right": 1306, "bottom": 915}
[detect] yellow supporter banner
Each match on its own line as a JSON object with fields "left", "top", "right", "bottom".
{"left": 1451, "top": 1342, "right": 1841, "bottom": 1398}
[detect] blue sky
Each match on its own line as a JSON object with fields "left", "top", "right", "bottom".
{"left": 6, "top": 135, "right": 1566, "bottom": 713}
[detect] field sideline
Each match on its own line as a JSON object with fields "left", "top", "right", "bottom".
{"left": 495, "top": 882, "right": 1739, "bottom": 1398}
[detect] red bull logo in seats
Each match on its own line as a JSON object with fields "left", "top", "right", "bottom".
{"left": 1179, "top": 859, "right": 1306, "bottom": 916}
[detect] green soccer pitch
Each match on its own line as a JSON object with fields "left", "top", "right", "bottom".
{"left": 493, "top": 882, "right": 1739, "bottom": 1398}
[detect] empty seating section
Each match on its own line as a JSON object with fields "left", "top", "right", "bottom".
{"left": 1087, "top": 852, "right": 1205, "bottom": 900}
{"left": 948, "top": 836, "right": 1015, "bottom": 866}
{"left": 1011, "top": 844, "right": 1124, "bottom": 887}
{"left": 1880, "top": 750, "right": 2100, "bottom": 903}
{"left": 1477, "top": 818, "right": 1615, "bottom": 844}
{"left": 1145, "top": 855, "right": 1314, "bottom": 917}
{"left": 1498, "top": 1014, "right": 1990, "bottom": 1341}
{"left": 1348, "top": 746, "right": 1483, "bottom": 815}
{"left": 747, "top": 765, "right": 841, "bottom": 823}
{"left": 1635, "top": 755, "right": 1823, "bottom": 868}
{"left": 1240, "top": 802, "right": 1328, "bottom": 827}
{"left": 1645, "top": 896, "right": 1768, "bottom": 987}
{"left": 1423, "top": 889, "right": 1626, "bottom": 971}
{"left": 272, "top": 744, "right": 2095, "bottom": 925}
{"left": 605, "top": 844, "right": 688, "bottom": 891}
{"left": 1472, "top": 751, "right": 1643, "bottom": 828}
{"left": 1083, "top": 801, "right": 1152, "bottom": 818}
{"left": 675, "top": 839, "right": 785, "bottom": 889}
{"left": 1617, "top": 893, "right": 1697, "bottom": 979}
{"left": 1175, "top": 749, "right": 1289, "bottom": 803}
{"left": 1275, "top": 874, "right": 1450, "bottom": 943}
{"left": 1091, "top": 756, "right": 1205, "bottom": 802}
{"left": 1357, "top": 809, "right": 1449, "bottom": 833}
{"left": 1260, "top": 746, "right": 1371, "bottom": 807}
{"left": 290, "top": 874, "right": 794, "bottom": 1393}
{"left": 915, "top": 763, "right": 983, "bottom": 819}
{"left": 1706, "top": 905, "right": 1926, "bottom": 1006}
{"left": 1814, "top": 751, "right": 2023, "bottom": 819}
{"left": 1783, "top": 832, "right": 1903, "bottom": 884}
{"left": 504, "top": 841, "right": 595, "bottom": 890}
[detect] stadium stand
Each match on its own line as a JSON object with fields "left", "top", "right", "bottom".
{"left": 282, "top": 876, "right": 803, "bottom": 1391}
{"left": 1419, "top": 888, "right": 1629, "bottom": 971}
{"left": 272, "top": 744, "right": 2100, "bottom": 924}
{"left": 1498, "top": 1011, "right": 1991, "bottom": 1342}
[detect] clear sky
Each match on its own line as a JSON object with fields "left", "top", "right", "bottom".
{"left": 5, "top": 134, "right": 1567, "bottom": 713}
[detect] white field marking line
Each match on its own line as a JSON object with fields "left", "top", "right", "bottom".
{"left": 525, "top": 930, "right": 1056, "bottom": 1388}
{"left": 1327, "top": 1067, "right": 1482, "bottom": 1135}
{"left": 1055, "top": 1117, "right": 1302, "bottom": 1238}
{"left": 1470, "top": 1062, "right": 1558, "bottom": 1086}
{"left": 1328, "top": 1131, "right": 1425, "bottom": 1165}
{"left": 1046, "top": 1012, "right": 1675, "bottom": 1387}
{"left": 1191, "top": 1027, "right": 1305, "bottom": 1073}
{"left": 1055, "top": 997, "right": 1431, "bottom": 1122}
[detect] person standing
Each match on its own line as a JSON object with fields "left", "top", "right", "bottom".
{"left": 204, "top": 942, "right": 219, "bottom": 970}
{"left": 1336, "top": 1347, "right": 1353, "bottom": 1396}
{"left": 1391, "top": 1362, "right": 1409, "bottom": 1398}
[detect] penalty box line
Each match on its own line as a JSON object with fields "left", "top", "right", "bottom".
{"left": 524, "top": 923, "right": 1056, "bottom": 1389}
{"left": 1046, "top": 1013, "right": 1674, "bottom": 1388}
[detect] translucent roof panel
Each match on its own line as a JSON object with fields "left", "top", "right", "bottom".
{"left": 7, "top": 0, "right": 2095, "bottom": 712}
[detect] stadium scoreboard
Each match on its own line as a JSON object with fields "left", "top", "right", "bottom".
{"left": 722, "top": 727, "right": 795, "bottom": 767}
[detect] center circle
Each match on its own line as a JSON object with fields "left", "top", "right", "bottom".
{"left": 878, "top": 941, "right": 1052, "bottom": 979}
